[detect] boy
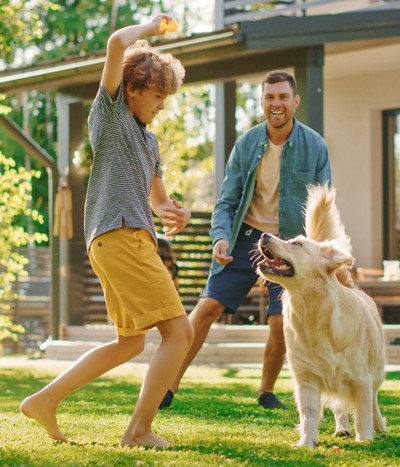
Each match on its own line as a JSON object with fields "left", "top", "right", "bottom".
{"left": 21, "top": 15, "right": 194, "bottom": 448}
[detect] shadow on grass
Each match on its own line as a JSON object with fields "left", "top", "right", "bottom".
{"left": 222, "top": 368, "right": 291, "bottom": 381}
{"left": 160, "top": 383, "right": 294, "bottom": 420}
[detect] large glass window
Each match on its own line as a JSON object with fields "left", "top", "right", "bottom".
{"left": 383, "top": 110, "right": 400, "bottom": 259}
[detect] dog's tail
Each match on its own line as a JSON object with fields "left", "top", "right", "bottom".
{"left": 304, "top": 183, "right": 351, "bottom": 254}
{"left": 305, "top": 184, "right": 354, "bottom": 287}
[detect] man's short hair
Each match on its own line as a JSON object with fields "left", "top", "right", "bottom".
{"left": 262, "top": 70, "right": 297, "bottom": 95}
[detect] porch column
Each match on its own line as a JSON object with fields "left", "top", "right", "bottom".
{"left": 57, "top": 95, "right": 86, "bottom": 326}
{"left": 215, "top": 81, "right": 236, "bottom": 199}
{"left": 294, "top": 46, "right": 325, "bottom": 136}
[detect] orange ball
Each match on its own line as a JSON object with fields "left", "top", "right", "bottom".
{"left": 160, "top": 18, "right": 179, "bottom": 32}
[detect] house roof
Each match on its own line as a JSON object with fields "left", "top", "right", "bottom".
{"left": 0, "top": 29, "right": 241, "bottom": 99}
{"left": 1, "top": 7, "right": 400, "bottom": 99}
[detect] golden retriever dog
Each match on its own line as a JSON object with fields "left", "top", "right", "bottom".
{"left": 256, "top": 184, "right": 386, "bottom": 448}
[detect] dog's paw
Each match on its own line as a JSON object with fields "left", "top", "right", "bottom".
{"left": 297, "top": 437, "right": 318, "bottom": 448}
{"left": 355, "top": 432, "right": 374, "bottom": 442}
{"left": 334, "top": 429, "right": 351, "bottom": 437}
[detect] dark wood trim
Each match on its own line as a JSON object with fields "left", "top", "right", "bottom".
{"left": 239, "top": 9, "right": 400, "bottom": 50}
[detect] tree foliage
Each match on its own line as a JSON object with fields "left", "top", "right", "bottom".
{"left": 0, "top": 152, "right": 48, "bottom": 300}
{"left": 152, "top": 84, "right": 215, "bottom": 211}
{"left": 0, "top": 0, "right": 52, "bottom": 342}
{"left": 0, "top": 0, "right": 58, "bottom": 65}
{"left": 1, "top": 89, "right": 59, "bottom": 237}
{"left": 29, "top": 0, "right": 214, "bottom": 61}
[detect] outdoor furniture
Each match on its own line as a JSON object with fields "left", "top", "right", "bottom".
{"left": 355, "top": 269, "right": 400, "bottom": 321}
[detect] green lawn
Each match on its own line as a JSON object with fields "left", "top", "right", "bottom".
{"left": 0, "top": 360, "right": 399, "bottom": 466}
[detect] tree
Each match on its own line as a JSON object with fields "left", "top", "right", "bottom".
{"left": 0, "top": 0, "right": 58, "bottom": 66}
{"left": 152, "top": 84, "right": 216, "bottom": 211}
{"left": 0, "top": 151, "right": 48, "bottom": 346}
{"left": 0, "top": 0, "right": 53, "bottom": 346}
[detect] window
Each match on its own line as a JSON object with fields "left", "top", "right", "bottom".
{"left": 383, "top": 109, "right": 400, "bottom": 259}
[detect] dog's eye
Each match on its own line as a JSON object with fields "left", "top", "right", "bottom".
{"left": 292, "top": 241, "right": 303, "bottom": 247}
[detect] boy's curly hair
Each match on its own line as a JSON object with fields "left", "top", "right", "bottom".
{"left": 123, "top": 40, "right": 185, "bottom": 96}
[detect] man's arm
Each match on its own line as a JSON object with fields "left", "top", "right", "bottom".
{"left": 210, "top": 141, "right": 244, "bottom": 244}
{"left": 315, "top": 143, "right": 332, "bottom": 185}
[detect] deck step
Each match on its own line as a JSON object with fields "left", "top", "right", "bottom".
{"left": 58, "top": 324, "right": 270, "bottom": 343}
{"left": 45, "top": 324, "right": 400, "bottom": 365}
{"left": 45, "top": 340, "right": 266, "bottom": 364}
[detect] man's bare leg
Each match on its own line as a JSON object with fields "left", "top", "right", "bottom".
{"left": 258, "top": 314, "right": 287, "bottom": 409}
{"left": 20, "top": 335, "right": 145, "bottom": 441}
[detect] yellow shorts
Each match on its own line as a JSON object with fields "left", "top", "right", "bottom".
{"left": 88, "top": 226, "right": 186, "bottom": 337}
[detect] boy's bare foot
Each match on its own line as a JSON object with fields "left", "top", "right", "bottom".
{"left": 20, "top": 395, "right": 70, "bottom": 442}
{"left": 120, "top": 431, "right": 170, "bottom": 447}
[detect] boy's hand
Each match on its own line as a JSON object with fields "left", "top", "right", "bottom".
{"left": 161, "top": 199, "right": 191, "bottom": 236}
{"left": 213, "top": 239, "right": 234, "bottom": 265}
{"left": 147, "top": 14, "right": 177, "bottom": 37}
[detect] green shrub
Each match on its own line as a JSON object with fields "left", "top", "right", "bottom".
{"left": 0, "top": 151, "right": 48, "bottom": 344}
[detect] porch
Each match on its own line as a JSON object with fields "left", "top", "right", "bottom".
{"left": 2, "top": 237, "right": 400, "bottom": 364}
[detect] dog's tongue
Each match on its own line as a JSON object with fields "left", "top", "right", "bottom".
{"left": 258, "top": 253, "right": 290, "bottom": 272}
{"left": 267, "top": 257, "right": 286, "bottom": 268}
{"left": 267, "top": 256, "right": 292, "bottom": 273}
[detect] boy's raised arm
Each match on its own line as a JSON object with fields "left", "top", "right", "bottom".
{"left": 101, "top": 15, "right": 173, "bottom": 99}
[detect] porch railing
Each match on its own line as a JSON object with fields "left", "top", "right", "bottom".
{"left": 215, "top": 0, "right": 399, "bottom": 26}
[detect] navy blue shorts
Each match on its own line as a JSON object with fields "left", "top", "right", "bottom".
{"left": 201, "top": 223, "right": 284, "bottom": 316}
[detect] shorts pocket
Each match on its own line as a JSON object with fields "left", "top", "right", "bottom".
{"left": 137, "top": 229, "right": 157, "bottom": 251}
{"left": 126, "top": 228, "right": 156, "bottom": 253}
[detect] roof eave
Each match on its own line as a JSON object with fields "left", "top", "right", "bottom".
{"left": 0, "top": 30, "right": 240, "bottom": 95}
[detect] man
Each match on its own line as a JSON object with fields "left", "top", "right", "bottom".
{"left": 159, "top": 70, "right": 332, "bottom": 410}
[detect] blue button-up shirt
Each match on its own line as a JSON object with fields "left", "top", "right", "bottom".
{"left": 209, "top": 117, "right": 332, "bottom": 275}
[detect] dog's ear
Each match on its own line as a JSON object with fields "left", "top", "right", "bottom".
{"left": 320, "top": 240, "right": 354, "bottom": 273}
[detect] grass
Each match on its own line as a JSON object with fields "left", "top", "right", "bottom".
{"left": 0, "top": 359, "right": 399, "bottom": 466}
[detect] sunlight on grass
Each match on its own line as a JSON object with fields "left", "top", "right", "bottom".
{"left": 0, "top": 361, "right": 399, "bottom": 466}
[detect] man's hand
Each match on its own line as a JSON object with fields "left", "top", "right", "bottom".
{"left": 213, "top": 239, "right": 233, "bottom": 265}
{"left": 160, "top": 198, "right": 191, "bottom": 236}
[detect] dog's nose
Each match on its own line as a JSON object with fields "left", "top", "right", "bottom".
{"left": 259, "top": 233, "right": 273, "bottom": 248}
